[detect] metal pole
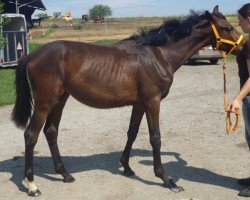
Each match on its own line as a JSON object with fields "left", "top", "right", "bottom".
{"left": 16, "top": 0, "right": 18, "bottom": 13}
{"left": 18, "top": 0, "right": 39, "bottom": 9}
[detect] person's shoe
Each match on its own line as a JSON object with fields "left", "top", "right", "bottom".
{"left": 238, "top": 178, "right": 250, "bottom": 186}
{"left": 238, "top": 188, "right": 250, "bottom": 197}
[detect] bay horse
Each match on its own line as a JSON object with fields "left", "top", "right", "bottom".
{"left": 82, "top": 14, "right": 104, "bottom": 23}
{"left": 82, "top": 14, "right": 90, "bottom": 22}
{"left": 92, "top": 16, "right": 104, "bottom": 23}
{"left": 11, "top": 6, "right": 244, "bottom": 197}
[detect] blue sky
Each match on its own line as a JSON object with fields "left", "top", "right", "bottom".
{"left": 36, "top": 0, "right": 250, "bottom": 18}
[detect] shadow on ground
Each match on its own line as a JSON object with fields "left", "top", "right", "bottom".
{"left": 0, "top": 149, "right": 243, "bottom": 193}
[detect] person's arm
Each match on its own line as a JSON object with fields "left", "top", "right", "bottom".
{"left": 227, "top": 58, "right": 250, "bottom": 112}
{"left": 227, "top": 77, "right": 250, "bottom": 112}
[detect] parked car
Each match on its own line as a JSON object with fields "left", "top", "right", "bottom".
{"left": 186, "top": 45, "right": 222, "bottom": 64}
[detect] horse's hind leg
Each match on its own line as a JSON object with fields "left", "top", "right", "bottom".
{"left": 24, "top": 107, "right": 50, "bottom": 196}
{"left": 43, "top": 93, "right": 74, "bottom": 182}
{"left": 120, "top": 105, "right": 144, "bottom": 176}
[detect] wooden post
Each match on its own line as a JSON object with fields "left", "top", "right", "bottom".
{"left": 104, "top": 24, "right": 107, "bottom": 36}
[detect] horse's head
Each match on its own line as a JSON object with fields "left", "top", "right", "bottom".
{"left": 203, "top": 5, "right": 245, "bottom": 57}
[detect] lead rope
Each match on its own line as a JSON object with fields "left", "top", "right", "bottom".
{"left": 223, "top": 59, "right": 240, "bottom": 134}
{"left": 209, "top": 22, "right": 244, "bottom": 133}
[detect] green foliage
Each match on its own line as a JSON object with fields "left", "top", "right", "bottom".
{"left": 89, "top": 4, "right": 112, "bottom": 17}
{"left": 0, "top": 36, "right": 7, "bottom": 50}
{"left": 35, "top": 13, "right": 49, "bottom": 19}
{"left": 227, "top": 54, "right": 236, "bottom": 62}
{"left": 0, "top": 3, "right": 7, "bottom": 49}
{"left": 29, "top": 43, "right": 43, "bottom": 52}
{"left": 0, "top": 3, "right": 3, "bottom": 14}
{"left": 0, "top": 3, "right": 11, "bottom": 49}
{"left": 43, "top": 26, "right": 58, "bottom": 37}
{"left": 50, "top": 24, "right": 59, "bottom": 29}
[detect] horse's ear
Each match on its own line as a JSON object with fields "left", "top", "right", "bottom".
{"left": 205, "top": 11, "right": 213, "bottom": 22}
{"left": 213, "top": 5, "right": 219, "bottom": 15}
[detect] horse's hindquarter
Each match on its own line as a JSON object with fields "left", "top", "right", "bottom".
{"left": 65, "top": 43, "right": 140, "bottom": 108}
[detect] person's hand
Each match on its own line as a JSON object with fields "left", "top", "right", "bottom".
{"left": 226, "top": 98, "right": 241, "bottom": 114}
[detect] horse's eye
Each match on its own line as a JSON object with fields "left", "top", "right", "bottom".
{"left": 224, "top": 26, "right": 234, "bottom": 32}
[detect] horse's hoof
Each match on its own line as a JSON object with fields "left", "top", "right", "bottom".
{"left": 63, "top": 174, "right": 75, "bottom": 183}
{"left": 28, "top": 189, "right": 41, "bottom": 197}
{"left": 123, "top": 169, "right": 135, "bottom": 177}
{"left": 164, "top": 179, "right": 184, "bottom": 193}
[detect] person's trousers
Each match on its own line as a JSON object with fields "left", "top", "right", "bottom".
{"left": 242, "top": 95, "right": 250, "bottom": 150}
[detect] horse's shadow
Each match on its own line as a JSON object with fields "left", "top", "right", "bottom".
{"left": 0, "top": 149, "right": 243, "bottom": 193}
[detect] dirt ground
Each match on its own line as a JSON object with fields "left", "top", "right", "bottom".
{"left": 0, "top": 60, "right": 249, "bottom": 200}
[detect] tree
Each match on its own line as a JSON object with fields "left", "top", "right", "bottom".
{"left": 0, "top": 3, "right": 9, "bottom": 49}
{"left": 53, "top": 12, "right": 61, "bottom": 18}
{"left": 89, "top": 4, "right": 112, "bottom": 17}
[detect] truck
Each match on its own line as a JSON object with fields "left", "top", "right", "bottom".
{"left": 0, "top": 13, "right": 29, "bottom": 68}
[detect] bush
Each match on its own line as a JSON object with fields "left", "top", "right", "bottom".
{"left": 50, "top": 24, "right": 59, "bottom": 29}
{"left": 73, "top": 24, "right": 82, "bottom": 30}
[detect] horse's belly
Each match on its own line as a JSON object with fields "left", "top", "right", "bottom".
{"left": 67, "top": 82, "right": 138, "bottom": 109}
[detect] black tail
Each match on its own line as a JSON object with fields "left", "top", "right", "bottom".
{"left": 11, "top": 55, "right": 33, "bottom": 129}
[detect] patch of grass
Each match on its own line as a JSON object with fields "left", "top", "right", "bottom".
{"left": 44, "top": 27, "right": 58, "bottom": 38}
{"left": 227, "top": 54, "right": 237, "bottom": 62}
{"left": 0, "top": 69, "right": 15, "bottom": 106}
{"left": 73, "top": 24, "right": 82, "bottom": 30}
{"left": 29, "top": 42, "right": 43, "bottom": 52}
{"left": 93, "top": 39, "right": 120, "bottom": 45}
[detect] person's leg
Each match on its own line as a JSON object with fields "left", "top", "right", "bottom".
{"left": 242, "top": 95, "right": 250, "bottom": 150}
{"left": 238, "top": 96, "right": 250, "bottom": 197}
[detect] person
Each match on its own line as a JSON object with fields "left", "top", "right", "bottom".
{"left": 227, "top": 3, "right": 250, "bottom": 197}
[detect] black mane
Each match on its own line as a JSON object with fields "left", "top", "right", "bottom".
{"left": 127, "top": 10, "right": 224, "bottom": 46}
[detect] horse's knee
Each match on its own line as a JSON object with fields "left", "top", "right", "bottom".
{"left": 150, "top": 135, "right": 161, "bottom": 148}
{"left": 43, "top": 124, "right": 58, "bottom": 145}
{"left": 127, "top": 127, "right": 139, "bottom": 140}
{"left": 24, "top": 130, "right": 39, "bottom": 147}
{"left": 43, "top": 123, "right": 57, "bottom": 135}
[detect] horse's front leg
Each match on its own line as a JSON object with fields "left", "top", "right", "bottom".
{"left": 145, "top": 96, "right": 177, "bottom": 189}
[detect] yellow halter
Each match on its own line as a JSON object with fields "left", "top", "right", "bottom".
{"left": 210, "top": 22, "right": 244, "bottom": 133}
{"left": 210, "top": 22, "right": 244, "bottom": 58}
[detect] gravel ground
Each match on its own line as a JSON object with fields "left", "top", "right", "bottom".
{"left": 0, "top": 60, "right": 249, "bottom": 200}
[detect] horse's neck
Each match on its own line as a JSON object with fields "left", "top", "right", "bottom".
{"left": 162, "top": 32, "right": 211, "bottom": 73}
